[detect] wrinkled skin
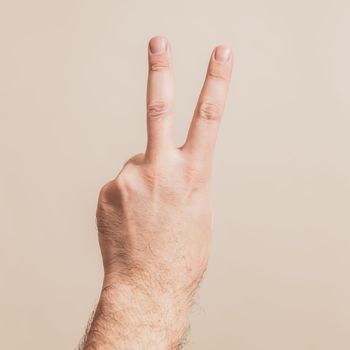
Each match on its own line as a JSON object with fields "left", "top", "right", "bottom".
{"left": 97, "top": 151, "right": 212, "bottom": 301}
{"left": 81, "top": 35, "right": 233, "bottom": 350}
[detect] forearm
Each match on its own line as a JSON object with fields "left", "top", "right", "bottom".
{"left": 80, "top": 35, "right": 232, "bottom": 350}
{"left": 81, "top": 278, "right": 191, "bottom": 350}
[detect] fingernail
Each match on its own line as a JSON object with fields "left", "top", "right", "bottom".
{"left": 149, "top": 36, "right": 167, "bottom": 53}
{"left": 214, "top": 46, "right": 231, "bottom": 63}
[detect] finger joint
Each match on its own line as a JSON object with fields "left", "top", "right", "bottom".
{"left": 147, "top": 100, "right": 172, "bottom": 119}
{"left": 197, "top": 101, "right": 223, "bottom": 121}
{"left": 149, "top": 55, "right": 171, "bottom": 71}
{"left": 208, "top": 61, "right": 231, "bottom": 81}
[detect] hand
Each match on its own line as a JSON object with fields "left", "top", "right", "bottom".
{"left": 81, "top": 36, "right": 233, "bottom": 350}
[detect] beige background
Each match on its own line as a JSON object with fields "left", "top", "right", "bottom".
{"left": 1, "top": 0, "right": 350, "bottom": 349}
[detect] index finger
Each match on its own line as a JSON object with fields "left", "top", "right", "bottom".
{"left": 145, "top": 36, "right": 175, "bottom": 162}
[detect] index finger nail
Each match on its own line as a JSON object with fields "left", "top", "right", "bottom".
{"left": 214, "top": 46, "right": 231, "bottom": 63}
{"left": 149, "top": 36, "right": 167, "bottom": 54}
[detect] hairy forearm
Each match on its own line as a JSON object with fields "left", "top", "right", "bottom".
{"left": 80, "top": 278, "right": 191, "bottom": 350}
{"left": 80, "top": 35, "right": 232, "bottom": 350}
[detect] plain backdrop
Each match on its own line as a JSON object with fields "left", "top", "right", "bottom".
{"left": 1, "top": 0, "right": 350, "bottom": 349}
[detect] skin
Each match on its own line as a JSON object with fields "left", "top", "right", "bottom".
{"left": 80, "top": 35, "right": 233, "bottom": 350}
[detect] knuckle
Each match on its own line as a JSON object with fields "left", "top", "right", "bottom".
{"left": 185, "top": 161, "right": 204, "bottom": 179}
{"left": 197, "top": 101, "right": 223, "bottom": 121}
{"left": 122, "top": 153, "right": 145, "bottom": 168}
{"left": 149, "top": 55, "right": 171, "bottom": 71}
{"left": 98, "top": 182, "right": 109, "bottom": 200}
{"left": 98, "top": 180, "right": 117, "bottom": 205}
{"left": 142, "top": 164, "right": 175, "bottom": 194}
{"left": 184, "top": 164, "right": 208, "bottom": 192}
{"left": 208, "top": 61, "right": 231, "bottom": 81}
{"left": 147, "top": 100, "right": 172, "bottom": 119}
{"left": 115, "top": 168, "right": 138, "bottom": 195}
{"left": 113, "top": 174, "right": 126, "bottom": 191}
{"left": 143, "top": 164, "right": 163, "bottom": 183}
{"left": 98, "top": 172, "right": 136, "bottom": 206}
{"left": 185, "top": 164, "right": 201, "bottom": 181}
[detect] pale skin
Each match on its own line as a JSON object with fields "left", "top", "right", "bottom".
{"left": 79, "top": 36, "right": 233, "bottom": 350}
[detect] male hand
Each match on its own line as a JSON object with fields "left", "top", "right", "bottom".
{"left": 81, "top": 35, "right": 233, "bottom": 350}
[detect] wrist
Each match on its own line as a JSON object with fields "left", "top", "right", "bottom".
{"left": 95, "top": 275, "right": 191, "bottom": 349}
